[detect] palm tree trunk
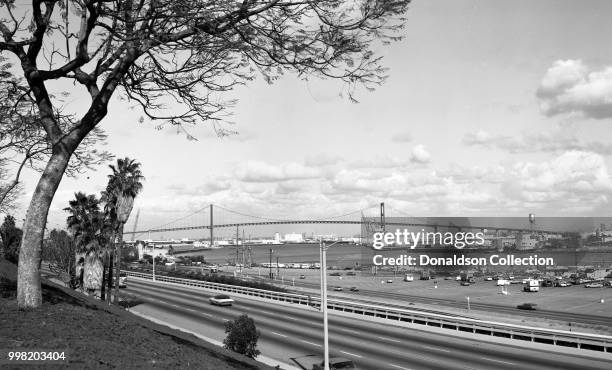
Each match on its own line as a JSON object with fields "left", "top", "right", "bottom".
{"left": 107, "top": 250, "right": 114, "bottom": 303}
{"left": 114, "top": 224, "right": 124, "bottom": 304}
{"left": 18, "top": 151, "right": 71, "bottom": 309}
{"left": 100, "top": 253, "right": 106, "bottom": 301}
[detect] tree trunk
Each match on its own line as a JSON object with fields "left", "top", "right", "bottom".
{"left": 107, "top": 249, "right": 114, "bottom": 303}
{"left": 17, "top": 151, "right": 71, "bottom": 309}
{"left": 114, "top": 224, "right": 124, "bottom": 304}
{"left": 100, "top": 256, "right": 106, "bottom": 301}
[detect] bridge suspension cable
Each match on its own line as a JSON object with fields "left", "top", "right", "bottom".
{"left": 148, "top": 204, "right": 212, "bottom": 231}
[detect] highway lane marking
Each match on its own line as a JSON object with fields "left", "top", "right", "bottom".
{"left": 270, "top": 332, "right": 288, "bottom": 338}
{"left": 390, "top": 364, "right": 412, "bottom": 370}
{"left": 376, "top": 336, "right": 401, "bottom": 343}
{"left": 479, "top": 357, "right": 515, "bottom": 365}
{"left": 241, "top": 307, "right": 277, "bottom": 316}
{"left": 300, "top": 340, "right": 322, "bottom": 347}
{"left": 422, "top": 345, "right": 451, "bottom": 353}
{"left": 337, "top": 328, "right": 359, "bottom": 334}
{"left": 339, "top": 350, "right": 362, "bottom": 358}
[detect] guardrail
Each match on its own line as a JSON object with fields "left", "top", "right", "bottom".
{"left": 123, "top": 270, "right": 612, "bottom": 353}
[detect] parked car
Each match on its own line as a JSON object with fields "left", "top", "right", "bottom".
{"left": 346, "top": 271, "right": 356, "bottom": 276}
{"left": 585, "top": 283, "right": 604, "bottom": 288}
{"left": 484, "top": 277, "right": 493, "bottom": 281}
{"left": 333, "top": 286, "right": 343, "bottom": 291}
{"left": 555, "top": 281, "right": 570, "bottom": 287}
{"left": 329, "top": 272, "right": 342, "bottom": 276}
{"left": 460, "top": 281, "right": 471, "bottom": 286}
{"left": 444, "top": 276, "right": 454, "bottom": 280}
{"left": 349, "top": 287, "right": 359, "bottom": 292}
{"left": 299, "top": 275, "right": 306, "bottom": 279}
{"left": 209, "top": 294, "right": 234, "bottom": 306}
{"left": 541, "top": 280, "right": 554, "bottom": 287}
{"left": 516, "top": 303, "right": 537, "bottom": 310}
{"left": 386, "top": 279, "right": 393, "bottom": 283}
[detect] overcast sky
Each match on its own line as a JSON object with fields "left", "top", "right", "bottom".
{"left": 11, "top": 0, "right": 612, "bottom": 237}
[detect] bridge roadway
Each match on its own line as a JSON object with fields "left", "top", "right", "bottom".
{"left": 124, "top": 278, "right": 612, "bottom": 370}
{"left": 124, "top": 220, "right": 563, "bottom": 235}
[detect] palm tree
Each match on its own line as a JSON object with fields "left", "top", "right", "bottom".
{"left": 103, "top": 157, "right": 144, "bottom": 303}
{"left": 64, "top": 192, "right": 106, "bottom": 295}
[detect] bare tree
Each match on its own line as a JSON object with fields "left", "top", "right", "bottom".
{"left": 1, "top": 0, "right": 410, "bottom": 308}
{"left": 0, "top": 59, "right": 111, "bottom": 214}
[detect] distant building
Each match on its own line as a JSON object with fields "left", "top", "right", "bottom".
{"left": 493, "top": 236, "right": 516, "bottom": 250}
{"left": 515, "top": 233, "right": 538, "bottom": 250}
{"left": 283, "top": 233, "right": 304, "bottom": 243}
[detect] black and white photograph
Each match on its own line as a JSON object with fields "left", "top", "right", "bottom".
{"left": 1, "top": 1, "right": 612, "bottom": 369}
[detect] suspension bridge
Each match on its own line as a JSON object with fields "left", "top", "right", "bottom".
{"left": 122, "top": 203, "right": 562, "bottom": 242}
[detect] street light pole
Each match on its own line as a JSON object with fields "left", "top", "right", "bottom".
{"left": 320, "top": 239, "right": 329, "bottom": 370}
{"left": 319, "top": 239, "right": 340, "bottom": 370}
{"left": 152, "top": 253, "right": 156, "bottom": 282}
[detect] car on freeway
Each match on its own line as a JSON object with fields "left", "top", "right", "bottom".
{"left": 585, "top": 283, "right": 604, "bottom": 288}
{"left": 313, "top": 357, "right": 357, "bottom": 370}
{"left": 299, "top": 274, "right": 306, "bottom": 279}
{"left": 113, "top": 272, "right": 128, "bottom": 288}
{"left": 484, "top": 276, "right": 493, "bottom": 281}
{"left": 349, "top": 287, "right": 359, "bottom": 292}
{"left": 386, "top": 279, "right": 393, "bottom": 283}
{"left": 444, "top": 276, "right": 453, "bottom": 280}
{"left": 329, "top": 272, "right": 342, "bottom": 276}
{"left": 516, "top": 303, "right": 537, "bottom": 310}
{"left": 346, "top": 271, "right": 356, "bottom": 276}
{"left": 209, "top": 294, "right": 234, "bottom": 306}
{"left": 294, "top": 355, "right": 357, "bottom": 370}
{"left": 333, "top": 286, "right": 343, "bottom": 291}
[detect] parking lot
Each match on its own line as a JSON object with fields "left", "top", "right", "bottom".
{"left": 229, "top": 266, "right": 612, "bottom": 318}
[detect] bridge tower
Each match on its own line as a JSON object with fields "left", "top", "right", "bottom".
{"left": 130, "top": 209, "right": 140, "bottom": 241}
{"left": 210, "top": 204, "right": 214, "bottom": 247}
{"left": 380, "top": 202, "right": 385, "bottom": 232}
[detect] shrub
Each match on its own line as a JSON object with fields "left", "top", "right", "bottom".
{"left": 223, "top": 314, "right": 260, "bottom": 358}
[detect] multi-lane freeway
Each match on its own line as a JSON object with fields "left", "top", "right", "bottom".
{"left": 124, "top": 278, "right": 612, "bottom": 370}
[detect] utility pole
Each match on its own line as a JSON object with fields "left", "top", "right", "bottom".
{"left": 269, "top": 248, "right": 273, "bottom": 279}
{"left": 235, "top": 224, "right": 239, "bottom": 269}
{"left": 276, "top": 256, "right": 280, "bottom": 277}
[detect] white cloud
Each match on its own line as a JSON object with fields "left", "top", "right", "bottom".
{"left": 234, "top": 161, "right": 320, "bottom": 182}
{"left": 536, "top": 59, "right": 612, "bottom": 119}
{"left": 462, "top": 129, "right": 612, "bottom": 155}
{"left": 410, "top": 145, "right": 431, "bottom": 164}
{"left": 391, "top": 132, "right": 413, "bottom": 143}
{"left": 502, "top": 151, "right": 612, "bottom": 205}
{"left": 462, "top": 129, "right": 493, "bottom": 146}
